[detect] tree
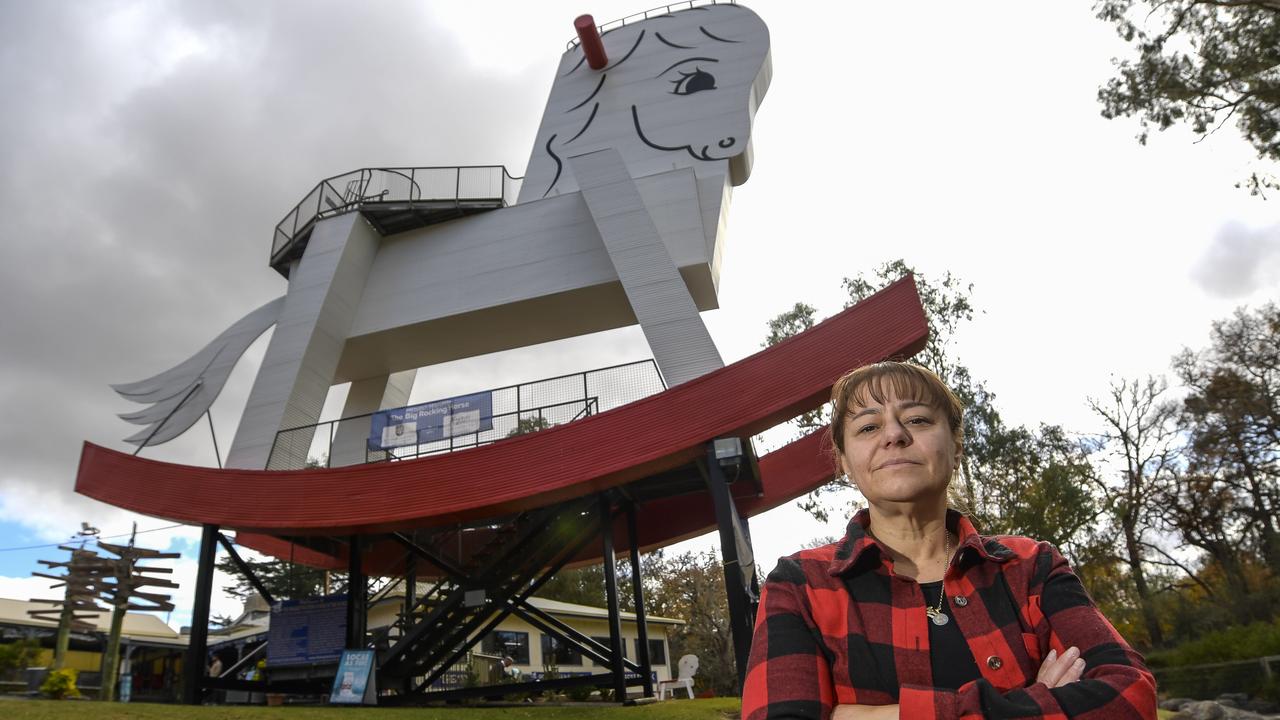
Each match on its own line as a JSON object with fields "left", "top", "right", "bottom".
{"left": 1173, "top": 303, "right": 1280, "bottom": 568}
{"left": 216, "top": 552, "right": 333, "bottom": 604}
{"left": 1094, "top": 0, "right": 1280, "bottom": 196}
{"left": 643, "top": 549, "right": 738, "bottom": 696}
{"left": 1088, "top": 376, "right": 1181, "bottom": 647}
{"left": 507, "top": 416, "right": 553, "bottom": 437}
{"left": 763, "top": 260, "right": 1106, "bottom": 571}
{"left": 536, "top": 563, "right": 608, "bottom": 608}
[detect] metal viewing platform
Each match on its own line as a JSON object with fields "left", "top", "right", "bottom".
{"left": 270, "top": 166, "right": 522, "bottom": 276}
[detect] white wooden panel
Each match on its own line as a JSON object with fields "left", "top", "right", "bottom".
{"left": 571, "top": 148, "right": 722, "bottom": 387}
{"left": 225, "top": 213, "right": 381, "bottom": 470}
{"left": 329, "top": 369, "right": 417, "bottom": 467}
{"left": 518, "top": 5, "right": 771, "bottom": 203}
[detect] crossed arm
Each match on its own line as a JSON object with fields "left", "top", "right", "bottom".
{"left": 831, "top": 648, "right": 1086, "bottom": 720}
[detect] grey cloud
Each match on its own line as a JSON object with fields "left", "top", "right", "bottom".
{"left": 1192, "top": 221, "right": 1280, "bottom": 298}
{"left": 0, "top": 0, "right": 553, "bottom": 532}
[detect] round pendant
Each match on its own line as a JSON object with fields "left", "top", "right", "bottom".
{"left": 930, "top": 612, "right": 950, "bottom": 626}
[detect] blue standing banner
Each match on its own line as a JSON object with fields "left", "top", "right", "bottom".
{"left": 368, "top": 391, "right": 494, "bottom": 451}
{"left": 330, "top": 649, "right": 377, "bottom": 705}
{"left": 266, "top": 594, "right": 347, "bottom": 667}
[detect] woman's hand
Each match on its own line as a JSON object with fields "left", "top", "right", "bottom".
{"left": 832, "top": 704, "right": 898, "bottom": 720}
{"left": 1035, "top": 646, "right": 1085, "bottom": 688}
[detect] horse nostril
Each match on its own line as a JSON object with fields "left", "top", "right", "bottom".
{"left": 718, "top": 137, "right": 736, "bottom": 149}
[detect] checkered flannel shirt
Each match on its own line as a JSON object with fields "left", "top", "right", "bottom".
{"left": 742, "top": 509, "right": 1157, "bottom": 719}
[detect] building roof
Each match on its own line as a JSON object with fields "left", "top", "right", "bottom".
{"left": 0, "top": 597, "right": 182, "bottom": 644}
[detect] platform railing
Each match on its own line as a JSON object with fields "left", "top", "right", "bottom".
{"left": 270, "top": 165, "right": 523, "bottom": 267}
{"left": 565, "top": 0, "right": 736, "bottom": 49}
{"left": 267, "top": 359, "right": 665, "bottom": 471}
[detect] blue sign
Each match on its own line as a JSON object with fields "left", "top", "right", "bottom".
{"left": 368, "top": 391, "right": 494, "bottom": 451}
{"left": 266, "top": 594, "right": 347, "bottom": 667}
{"left": 330, "top": 649, "right": 376, "bottom": 705}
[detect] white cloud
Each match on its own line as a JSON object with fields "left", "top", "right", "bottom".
{"left": 0, "top": 575, "right": 66, "bottom": 602}
{"left": 1192, "top": 221, "right": 1280, "bottom": 299}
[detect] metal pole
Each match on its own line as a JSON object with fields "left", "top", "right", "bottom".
{"left": 599, "top": 495, "right": 627, "bottom": 702}
{"left": 346, "top": 535, "right": 367, "bottom": 649}
{"left": 133, "top": 381, "right": 201, "bottom": 456}
{"left": 206, "top": 410, "right": 221, "bottom": 469}
{"left": 704, "top": 444, "right": 754, "bottom": 693}
{"left": 182, "top": 524, "right": 219, "bottom": 705}
{"left": 626, "top": 502, "right": 654, "bottom": 698}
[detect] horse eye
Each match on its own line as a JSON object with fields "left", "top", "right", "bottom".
{"left": 670, "top": 68, "right": 716, "bottom": 95}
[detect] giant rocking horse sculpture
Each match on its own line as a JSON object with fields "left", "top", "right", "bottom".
{"left": 78, "top": 0, "right": 926, "bottom": 601}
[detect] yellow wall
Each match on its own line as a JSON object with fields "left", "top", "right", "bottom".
{"left": 30, "top": 648, "right": 99, "bottom": 672}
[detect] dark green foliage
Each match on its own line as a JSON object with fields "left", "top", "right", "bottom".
{"left": 642, "top": 549, "right": 738, "bottom": 697}
{"left": 765, "top": 260, "right": 1105, "bottom": 569}
{"left": 1147, "top": 619, "right": 1280, "bottom": 700}
{"left": 215, "top": 551, "right": 333, "bottom": 603}
{"left": 508, "top": 416, "right": 553, "bottom": 437}
{"left": 1094, "top": 0, "right": 1280, "bottom": 195}
{"left": 0, "top": 637, "right": 40, "bottom": 672}
{"left": 537, "top": 563, "right": 608, "bottom": 608}
{"left": 762, "top": 303, "right": 816, "bottom": 348}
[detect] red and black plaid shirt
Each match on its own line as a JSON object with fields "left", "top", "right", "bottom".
{"left": 742, "top": 509, "right": 1156, "bottom": 719}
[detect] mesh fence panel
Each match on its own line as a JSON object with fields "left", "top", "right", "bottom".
{"left": 268, "top": 361, "right": 665, "bottom": 469}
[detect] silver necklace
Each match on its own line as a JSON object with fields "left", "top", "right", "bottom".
{"left": 925, "top": 530, "right": 953, "bottom": 627}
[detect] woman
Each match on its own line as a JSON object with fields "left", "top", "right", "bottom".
{"left": 741, "top": 362, "right": 1156, "bottom": 719}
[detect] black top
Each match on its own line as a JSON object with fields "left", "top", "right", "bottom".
{"left": 919, "top": 581, "right": 983, "bottom": 690}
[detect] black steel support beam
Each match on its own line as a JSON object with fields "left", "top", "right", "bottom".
{"left": 409, "top": 504, "right": 604, "bottom": 693}
{"left": 215, "top": 533, "right": 275, "bottom": 605}
{"left": 401, "top": 547, "right": 416, "bottom": 694}
{"left": 346, "top": 535, "right": 367, "bottom": 649}
{"left": 182, "top": 523, "right": 218, "bottom": 705}
{"left": 507, "top": 601, "right": 641, "bottom": 673}
{"left": 627, "top": 502, "right": 655, "bottom": 697}
{"left": 600, "top": 494, "right": 627, "bottom": 702}
{"left": 705, "top": 445, "right": 756, "bottom": 693}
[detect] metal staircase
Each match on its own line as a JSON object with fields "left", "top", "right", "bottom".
{"left": 376, "top": 495, "right": 614, "bottom": 695}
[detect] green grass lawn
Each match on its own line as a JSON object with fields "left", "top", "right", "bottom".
{"left": 4, "top": 698, "right": 741, "bottom": 720}
{"left": 7, "top": 699, "right": 1187, "bottom": 719}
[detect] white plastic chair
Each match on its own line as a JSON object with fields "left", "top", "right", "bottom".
{"left": 658, "top": 654, "right": 698, "bottom": 700}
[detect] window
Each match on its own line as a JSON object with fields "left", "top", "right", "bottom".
{"left": 590, "top": 636, "right": 626, "bottom": 665}
{"left": 634, "top": 637, "right": 668, "bottom": 665}
{"left": 646, "top": 638, "right": 667, "bottom": 665}
{"left": 482, "top": 631, "right": 530, "bottom": 664}
{"left": 539, "top": 635, "right": 583, "bottom": 666}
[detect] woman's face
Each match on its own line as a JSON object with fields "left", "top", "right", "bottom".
{"left": 838, "top": 384, "right": 959, "bottom": 508}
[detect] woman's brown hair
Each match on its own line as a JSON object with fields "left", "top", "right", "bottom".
{"left": 828, "top": 361, "right": 965, "bottom": 463}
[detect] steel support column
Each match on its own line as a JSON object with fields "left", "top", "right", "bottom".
{"left": 401, "top": 547, "right": 416, "bottom": 694}
{"left": 704, "top": 444, "right": 755, "bottom": 693}
{"left": 403, "top": 549, "right": 416, "bottom": 630}
{"left": 182, "top": 524, "right": 219, "bottom": 705}
{"left": 215, "top": 533, "right": 275, "bottom": 605}
{"left": 626, "top": 502, "right": 654, "bottom": 698}
{"left": 346, "top": 535, "right": 367, "bottom": 649}
{"left": 599, "top": 495, "right": 627, "bottom": 702}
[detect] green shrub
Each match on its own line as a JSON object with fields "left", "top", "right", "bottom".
{"left": 0, "top": 638, "right": 40, "bottom": 672}
{"left": 1147, "top": 619, "right": 1280, "bottom": 667}
{"left": 40, "top": 668, "right": 80, "bottom": 699}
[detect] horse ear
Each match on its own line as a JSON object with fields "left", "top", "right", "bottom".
{"left": 519, "top": 6, "right": 771, "bottom": 202}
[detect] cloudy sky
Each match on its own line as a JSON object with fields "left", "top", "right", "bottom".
{"left": 0, "top": 0, "right": 1276, "bottom": 630}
